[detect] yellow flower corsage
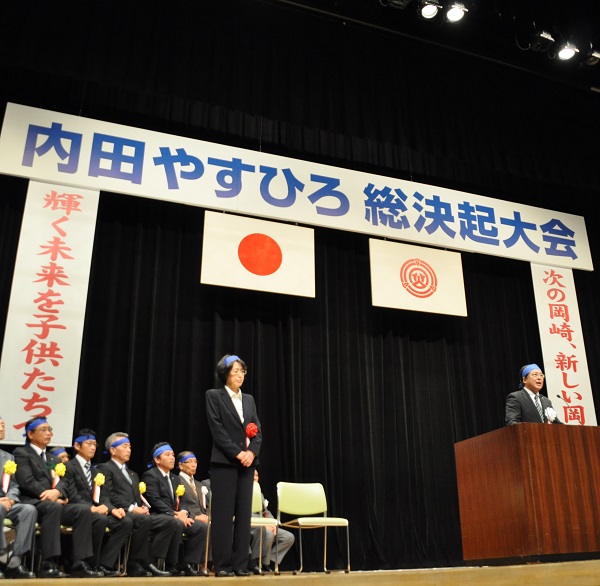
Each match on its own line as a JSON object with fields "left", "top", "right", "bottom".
{"left": 54, "top": 462, "right": 66, "bottom": 477}
{"left": 175, "top": 484, "right": 185, "bottom": 497}
{"left": 139, "top": 481, "right": 146, "bottom": 494}
{"left": 94, "top": 472, "right": 105, "bottom": 486}
{"left": 3, "top": 460, "right": 16, "bottom": 475}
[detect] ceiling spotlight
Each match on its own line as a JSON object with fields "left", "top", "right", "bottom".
{"left": 446, "top": 3, "right": 467, "bottom": 23}
{"left": 529, "top": 30, "right": 555, "bottom": 53}
{"left": 387, "top": 0, "right": 414, "bottom": 9}
{"left": 557, "top": 41, "right": 578, "bottom": 61}
{"left": 582, "top": 47, "right": 600, "bottom": 67}
{"left": 418, "top": 0, "right": 441, "bottom": 19}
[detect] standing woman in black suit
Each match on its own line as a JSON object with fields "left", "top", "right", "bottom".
{"left": 206, "top": 354, "right": 262, "bottom": 577}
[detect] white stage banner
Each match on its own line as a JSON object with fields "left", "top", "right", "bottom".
{"left": 531, "top": 264, "right": 596, "bottom": 425}
{"left": 369, "top": 240, "right": 467, "bottom": 316}
{"left": 0, "top": 181, "right": 99, "bottom": 445}
{"left": 201, "top": 211, "right": 315, "bottom": 298}
{"left": 0, "top": 103, "right": 592, "bottom": 272}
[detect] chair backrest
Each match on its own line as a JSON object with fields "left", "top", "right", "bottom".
{"left": 252, "top": 481, "right": 264, "bottom": 514}
{"left": 277, "top": 482, "right": 328, "bottom": 516}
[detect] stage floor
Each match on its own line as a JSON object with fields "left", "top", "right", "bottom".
{"left": 22, "top": 559, "right": 600, "bottom": 585}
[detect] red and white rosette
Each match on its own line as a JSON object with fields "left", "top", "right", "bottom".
{"left": 245, "top": 422, "right": 259, "bottom": 449}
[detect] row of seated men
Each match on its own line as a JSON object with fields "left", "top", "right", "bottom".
{"left": 0, "top": 415, "right": 293, "bottom": 579}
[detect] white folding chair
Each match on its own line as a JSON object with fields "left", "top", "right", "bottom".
{"left": 276, "top": 481, "right": 350, "bottom": 574}
{"left": 250, "top": 481, "right": 278, "bottom": 575}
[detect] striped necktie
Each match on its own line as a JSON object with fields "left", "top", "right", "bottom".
{"left": 534, "top": 394, "right": 544, "bottom": 422}
{"left": 85, "top": 462, "right": 93, "bottom": 490}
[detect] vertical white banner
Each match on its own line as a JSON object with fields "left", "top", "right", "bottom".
{"left": 0, "top": 181, "right": 99, "bottom": 445}
{"left": 531, "top": 264, "right": 596, "bottom": 425}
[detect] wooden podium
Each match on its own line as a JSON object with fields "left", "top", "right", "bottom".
{"left": 455, "top": 423, "right": 600, "bottom": 560}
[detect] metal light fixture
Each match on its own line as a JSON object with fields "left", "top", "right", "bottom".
{"left": 418, "top": 0, "right": 441, "bottom": 20}
{"left": 446, "top": 3, "right": 467, "bottom": 23}
{"left": 557, "top": 41, "right": 578, "bottom": 61}
{"left": 582, "top": 46, "right": 600, "bottom": 67}
{"left": 529, "top": 30, "right": 555, "bottom": 53}
{"left": 387, "top": 0, "right": 414, "bottom": 9}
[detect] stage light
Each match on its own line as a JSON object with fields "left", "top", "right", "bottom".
{"left": 387, "top": 0, "right": 414, "bottom": 9}
{"left": 529, "top": 30, "right": 555, "bottom": 53}
{"left": 582, "top": 47, "right": 600, "bottom": 67}
{"left": 557, "top": 41, "right": 578, "bottom": 61}
{"left": 418, "top": 0, "right": 441, "bottom": 19}
{"left": 446, "top": 3, "right": 467, "bottom": 23}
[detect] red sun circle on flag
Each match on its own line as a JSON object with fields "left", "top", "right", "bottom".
{"left": 400, "top": 258, "right": 438, "bottom": 298}
{"left": 238, "top": 233, "right": 283, "bottom": 276}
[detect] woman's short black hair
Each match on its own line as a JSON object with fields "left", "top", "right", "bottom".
{"left": 215, "top": 354, "right": 247, "bottom": 385}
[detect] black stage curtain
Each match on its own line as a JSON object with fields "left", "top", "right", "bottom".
{"left": 1, "top": 0, "right": 599, "bottom": 572}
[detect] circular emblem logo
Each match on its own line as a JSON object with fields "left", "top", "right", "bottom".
{"left": 400, "top": 258, "right": 438, "bottom": 298}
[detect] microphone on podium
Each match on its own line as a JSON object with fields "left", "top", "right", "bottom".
{"left": 555, "top": 394, "right": 583, "bottom": 425}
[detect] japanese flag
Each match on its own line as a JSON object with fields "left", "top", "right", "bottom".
{"left": 369, "top": 239, "right": 467, "bottom": 316}
{"left": 201, "top": 211, "right": 315, "bottom": 298}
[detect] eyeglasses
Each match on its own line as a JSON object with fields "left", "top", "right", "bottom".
{"left": 230, "top": 369, "right": 247, "bottom": 376}
{"left": 528, "top": 372, "right": 545, "bottom": 379}
{"left": 36, "top": 426, "right": 53, "bottom": 433}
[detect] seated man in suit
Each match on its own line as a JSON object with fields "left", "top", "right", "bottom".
{"left": 142, "top": 443, "right": 207, "bottom": 576}
{"left": 248, "top": 469, "right": 295, "bottom": 574}
{"left": 13, "top": 416, "right": 103, "bottom": 578}
{"left": 49, "top": 446, "right": 70, "bottom": 464}
{"left": 65, "top": 428, "right": 134, "bottom": 577}
{"left": 505, "top": 364, "right": 564, "bottom": 425}
{"left": 176, "top": 451, "right": 211, "bottom": 571}
{"left": 97, "top": 432, "right": 176, "bottom": 577}
{"left": 0, "top": 415, "right": 37, "bottom": 579}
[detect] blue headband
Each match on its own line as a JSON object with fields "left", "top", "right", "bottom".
{"left": 179, "top": 453, "right": 196, "bottom": 464}
{"left": 225, "top": 355, "right": 240, "bottom": 367}
{"left": 74, "top": 434, "right": 96, "bottom": 445}
{"left": 110, "top": 437, "right": 130, "bottom": 450}
{"left": 522, "top": 364, "right": 542, "bottom": 378}
{"left": 50, "top": 447, "right": 67, "bottom": 457}
{"left": 24, "top": 418, "right": 48, "bottom": 438}
{"left": 153, "top": 444, "right": 174, "bottom": 460}
{"left": 25, "top": 418, "right": 47, "bottom": 433}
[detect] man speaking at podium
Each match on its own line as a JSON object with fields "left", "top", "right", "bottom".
{"left": 505, "top": 364, "right": 564, "bottom": 425}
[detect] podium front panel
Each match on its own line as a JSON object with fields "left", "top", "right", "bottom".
{"left": 455, "top": 423, "right": 600, "bottom": 560}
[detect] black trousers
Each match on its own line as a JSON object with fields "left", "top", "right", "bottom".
{"left": 210, "top": 463, "right": 254, "bottom": 573}
{"left": 35, "top": 501, "right": 96, "bottom": 561}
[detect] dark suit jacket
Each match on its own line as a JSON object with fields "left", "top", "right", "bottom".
{"left": 0, "top": 448, "right": 21, "bottom": 502}
{"left": 178, "top": 476, "right": 210, "bottom": 518}
{"left": 206, "top": 387, "right": 262, "bottom": 465}
{"left": 141, "top": 466, "right": 184, "bottom": 515}
{"left": 505, "top": 388, "right": 564, "bottom": 425}
{"left": 97, "top": 459, "right": 144, "bottom": 510}
{"left": 13, "top": 443, "right": 69, "bottom": 502}
{"left": 65, "top": 458, "right": 109, "bottom": 506}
